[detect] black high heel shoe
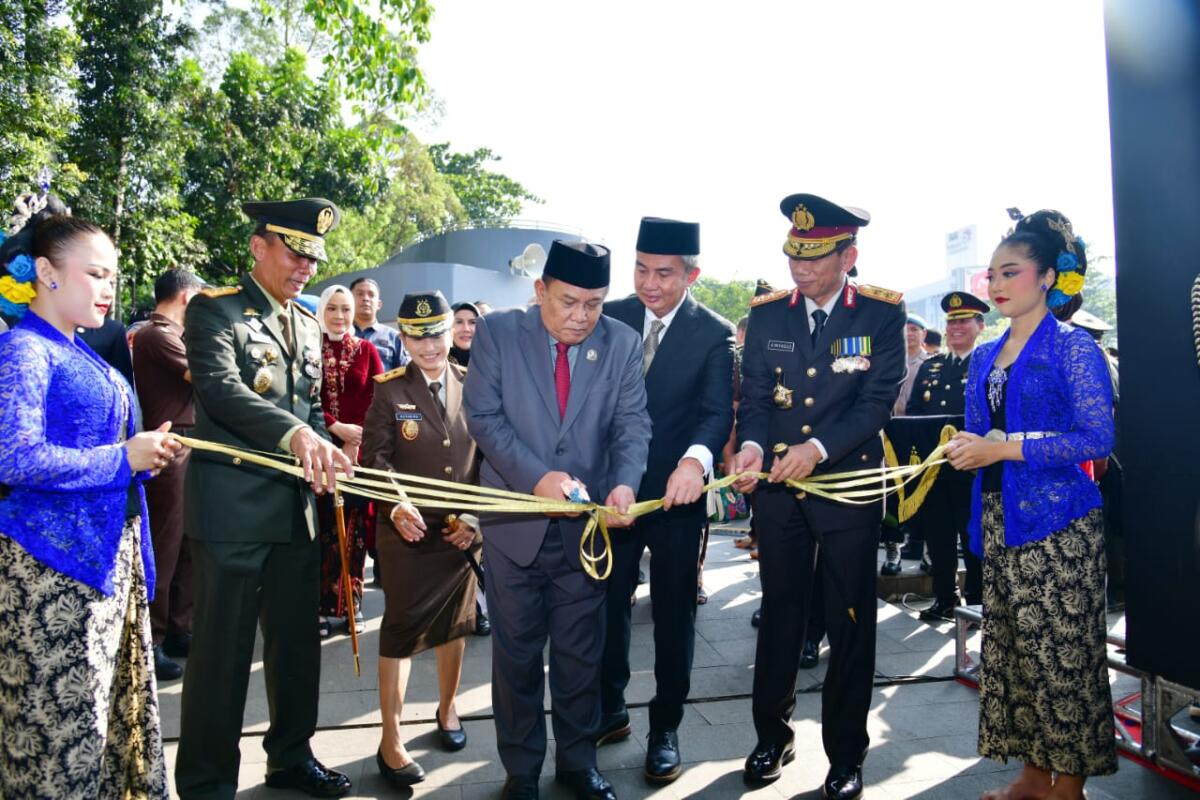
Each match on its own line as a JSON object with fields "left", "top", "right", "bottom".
{"left": 436, "top": 708, "right": 467, "bottom": 751}
{"left": 375, "top": 748, "right": 425, "bottom": 787}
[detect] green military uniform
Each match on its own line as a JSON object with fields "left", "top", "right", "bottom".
{"left": 176, "top": 199, "right": 345, "bottom": 799}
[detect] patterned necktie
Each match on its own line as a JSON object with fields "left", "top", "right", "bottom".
{"left": 429, "top": 381, "right": 446, "bottom": 419}
{"left": 811, "top": 309, "right": 828, "bottom": 347}
{"left": 554, "top": 342, "right": 571, "bottom": 420}
{"left": 643, "top": 319, "right": 665, "bottom": 375}
{"left": 278, "top": 310, "right": 293, "bottom": 355}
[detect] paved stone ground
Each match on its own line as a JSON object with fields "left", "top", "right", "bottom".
{"left": 159, "top": 527, "right": 1195, "bottom": 799}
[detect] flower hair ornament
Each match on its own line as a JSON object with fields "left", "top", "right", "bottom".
{"left": 1005, "top": 208, "right": 1086, "bottom": 310}
{"left": 0, "top": 172, "right": 55, "bottom": 318}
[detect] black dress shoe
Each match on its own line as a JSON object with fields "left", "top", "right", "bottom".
{"left": 823, "top": 763, "right": 863, "bottom": 800}
{"left": 474, "top": 602, "right": 491, "bottom": 635}
{"left": 799, "top": 639, "right": 820, "bottom": 669}
{"left": 644, "top": 730, "right": 681, "bottom": 783}
{"left": 919, "top": 597, "right": 959, "bottom": 622}
{"left": 594, "top": 709, "right": 631, "bottom": 745}
{"left": 264, "top": 757, "right": 352, "bottom": 797}
{"left": 750, "top": 607, "right": 762, "bottom": 628}
{"left": 501, "top": 775, "right": 540, "bottom": 800}
{"left": 555, "top": 767, "right": 616, "bottom": 800}
{"left": 162, "top": 632, "right": 192, "bottom": 658}
{"left": 743, "top": 739, "right": 795, "bottom": 785}
{"left": 153, "top": 645, "right": 183, "bottom": 681}
{"left": 375, "top": 748, "right": 425, "bottom": 787}
{"left": 436, "top": 708, "right": 467, "bottom": 751}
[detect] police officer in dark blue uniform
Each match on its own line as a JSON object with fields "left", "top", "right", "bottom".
{"left": 731, "top": 194, "right": 906, "bottom": 800}
{"left": 905, "top": 291, "right": 988, "bottom": 620}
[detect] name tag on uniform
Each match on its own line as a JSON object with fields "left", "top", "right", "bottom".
{"left": 395, "top": 412, "right": 422, "bottom": 421}
{"left": 768, "top": 339, "right": 795, "bottom": 353}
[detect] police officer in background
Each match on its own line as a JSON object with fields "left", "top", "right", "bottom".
{"left": 176, "top": 199, "right": 355, "bottom": 799}
{"left": 905, "top": 291, "right": 988, "bottom": 620}
{"left": 731, "top": 194, "right": 906, "bottom": 800}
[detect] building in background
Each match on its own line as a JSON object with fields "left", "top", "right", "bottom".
{"left": 903, "top": 224, "right": 990, "bottom": 330}
{"left": 309, "top": 223, "right": 585, "bottom": 321}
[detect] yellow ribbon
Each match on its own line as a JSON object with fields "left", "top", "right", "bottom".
{"left": 882, "top": 424, "right": 958, "bottom": 522}
{"left": 174, "top": 434, "right": 953, "bottom": 581}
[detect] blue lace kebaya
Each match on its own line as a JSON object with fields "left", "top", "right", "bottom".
{"left": 0, "top": 310, "right": 155, "bottom": 598}
{"left": 964, "top": 311, "right": 1114, "bottom": 557}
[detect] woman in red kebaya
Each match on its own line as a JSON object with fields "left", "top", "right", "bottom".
{"left": 316, "top": 284, "right": 383, "bottom": 636}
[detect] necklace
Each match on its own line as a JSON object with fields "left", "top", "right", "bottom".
{"left": 987, "top": 365, "right": 1008, "bottom": 413}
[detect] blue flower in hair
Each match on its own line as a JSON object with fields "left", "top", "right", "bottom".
{"left": 7, "top": 253, "right": 36, "bottom": 283}
{"left": 1046, "top": 288, "right": 1070, "bottom": 309}
{"left": 1056, "top": 252, "right": 1078, "bottom": 273}
{"left": 0, "top": 294, "right": 28, "bottom": 319}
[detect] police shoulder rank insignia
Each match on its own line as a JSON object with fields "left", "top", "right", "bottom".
{"left": 750, "top": 288, "right": 791, "bottom": 308}
{"left": 856, "top": 284, "right": 903, "bottom": 304}
{"left": 202, "top": 285, "right": 241, "bottom": 298}
{"left": 374, "top": 366, "right": 407, "bottom": 383}
{"left": 293, "top": 303, "right": 318, "bottom": 322}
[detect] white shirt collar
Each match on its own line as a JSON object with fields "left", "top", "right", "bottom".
{"left": 643, "top": 292, "right": 688, "bottom": 339}
{"left": 803, "top": 278, "right": 846, "bottom": 331}
{"left": 419, "top": 366, "right": 448, "bottom": 388}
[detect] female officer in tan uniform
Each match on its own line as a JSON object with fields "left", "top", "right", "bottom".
{"left": 361, "top": 290, "right": 481, "bottom": 788}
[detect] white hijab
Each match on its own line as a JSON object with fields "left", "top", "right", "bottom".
{"left": 316, "top": 284, "right": 354, "bottom": 337}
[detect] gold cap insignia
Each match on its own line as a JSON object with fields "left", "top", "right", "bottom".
{"left": 316, "top": 207, "right": 334, "bottom": 235}
{"left": 949, "top": 294, "right": 963, "bottom": 308}
{"left": 792, "top": 204, "right": 815, "bottom": 232}
{"left": 415, "top": 299, "right": 432, "bottom": 318}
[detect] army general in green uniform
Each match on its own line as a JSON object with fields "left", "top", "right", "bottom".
{"left": 176, "top": 199, "right": 355, "bottom": 799}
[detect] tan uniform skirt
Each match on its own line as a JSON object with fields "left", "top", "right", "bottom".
{"left": 377, "top": 511, "right": 479, "bottom": 659}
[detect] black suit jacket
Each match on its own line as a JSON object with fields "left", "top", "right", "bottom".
{"left": 737, "top": 283, "right": 906, "bottom": 529}
{"left": 604, "top": 294, "right": 736, "bottom": 518}
{"left": 79, "top": 317, "right": 135, "bottom": 389}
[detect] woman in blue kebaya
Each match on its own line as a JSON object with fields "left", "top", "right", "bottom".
{"left": 946, "top": 210, "right": 1116, "bottom": 800}
{"left": 0, "top": 197, "right": 181, "bottom": 799}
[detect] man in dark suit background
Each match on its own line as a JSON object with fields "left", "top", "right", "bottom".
{"left": 598, "top": 218, "right": 735, "bottom": 784}
{"left": 731, "top": 194, "right": 906, "bottom": 800}
{"left": 464, "top": 241, "right": 651, "bottom": 800}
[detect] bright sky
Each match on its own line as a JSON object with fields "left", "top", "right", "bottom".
{"left": 409, "top": 0, "right": 1114, "bottom": 298}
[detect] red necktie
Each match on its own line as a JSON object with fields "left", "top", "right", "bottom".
{"left": 554, "top": 341, "right": 571, "bottom": 420}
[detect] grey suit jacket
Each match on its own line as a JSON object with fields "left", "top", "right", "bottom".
{"left": 463, "top": 305, "right": 652, "bottom": 568}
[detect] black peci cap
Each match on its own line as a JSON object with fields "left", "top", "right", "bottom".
{"left": 541, "top": 240, "right": 611, "bottom": 289}
{"left": 636, "top": 217, "right": 700, "bottom": 257}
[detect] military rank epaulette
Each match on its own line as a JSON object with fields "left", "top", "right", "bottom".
{"left": 292, "top": 302, "right": 318, "bottom": 321}
{"left": 856, "top": 284, "right": 903, "bottom": 304}
{"left": 374, "top": 366, "right": 406, "bottom": 383}
{"left": 749, "top": 288, "right": 791, "bottom": 308}
{"left": 201, "top": 285, "right": 241, "bottom": 298}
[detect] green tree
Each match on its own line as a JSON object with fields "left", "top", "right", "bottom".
{"left": 178, "top": 48, "right": 389, "bottom": 281}
{"left": 0, "top": 0, "right": 78, "bottom": 190}
{"left": 68, "top": 0, "right": 201, "bottom": 314}
{"left": 690, "top": 276, "right": 753, "bottom": 325}
{"left": 428, "top": 144, "right": 541, "bottom": 225}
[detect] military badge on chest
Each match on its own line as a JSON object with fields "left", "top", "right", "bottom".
{"left": 772, "top": 367, "right": 794, "bottom": 409}
{"left": 302, "top": 347, "right": 322, "bottom": 380}
{"left": 830, "top": 336, "right": 872, "bottom": 374}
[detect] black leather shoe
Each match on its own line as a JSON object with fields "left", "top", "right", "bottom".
{"left": 153, "top": 645, "right": 183, "bottom": 681}
{"left": 743, "top": 739, "right": 795, "bottom": 785}
{"left": 436, "top": 708, "right": 467, "bottom": 751}
{"left": 501, "top": 775, "right": 540, "bottom": 800}
{"left": 799, "top": 639, "right": 820, "bottom": 669}
{"left": 920, "top": 597, "right": 959, "bottom": 622}
{"left": 375, "top": 748, "right": 425, "bottom": 788}
{"left": 594, "top": 709, "right": 631, "bottom": 746}
{"left": 644, "top": 730, "right": 681, "bottom": 783}
{"left": 750, "top": 607, "right": 762, "bottom": 628}
{"left": 823, "top": 763, "right": 864, "bottom": 799}
{"left": 162, "top": 632, "right": 191, "bottom": 658}
{"left": 264, "top": 757, "right": 352, "bottom": 797}
{"left": 555, "top": 767, "right": 616, "bottom": 800}
{"left": 474, "top": 602, "right": 491, "bottom": 636}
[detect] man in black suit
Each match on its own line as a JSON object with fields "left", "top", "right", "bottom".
{"left": 905, "top": 291, "right": 987, "bottom": 620}
{"left": 731, "top": 194, "right": 906, "bottom": 800}
{"left": 598, "top": 218, "right": 735, "bottom": 784}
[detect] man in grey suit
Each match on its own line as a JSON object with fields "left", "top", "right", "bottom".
{"left": 464, "top": 240, "right": 652, "bottom": 800}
